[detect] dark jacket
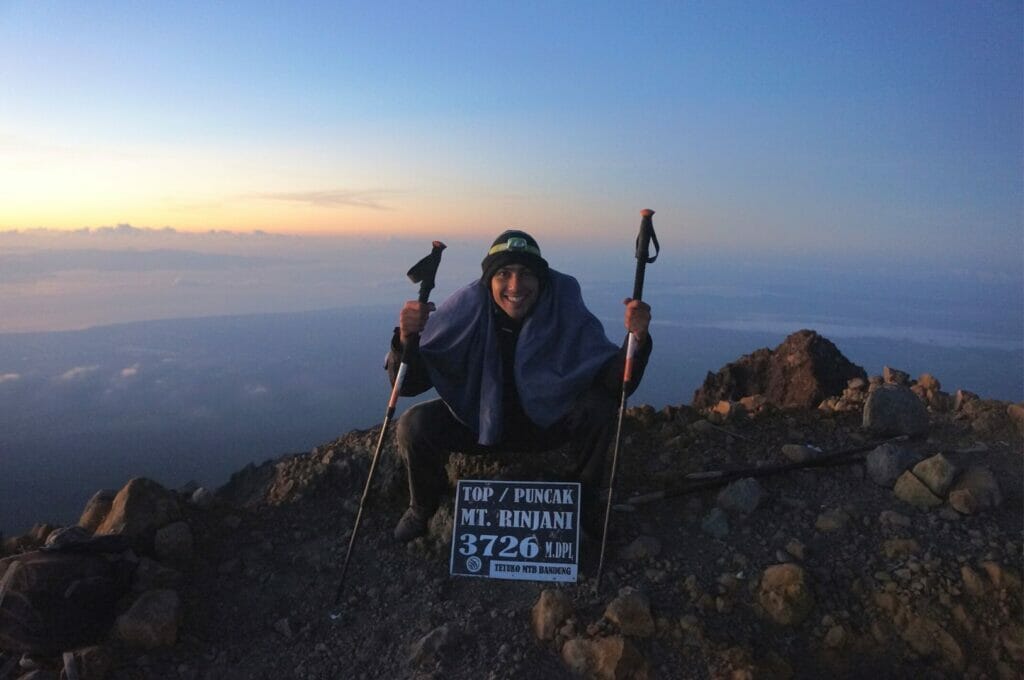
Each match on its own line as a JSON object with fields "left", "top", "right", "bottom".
{"left": 385, "top": 276, "right": 651, "bottom": 441}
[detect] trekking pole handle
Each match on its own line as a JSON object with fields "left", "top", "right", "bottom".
{"left": 624, "top": 210, "right": 658, "bottom": 383}
{"left": 632, "top": 209, "right": 658, "bottom": 301}
{"left": 400, "top": 240, "right": 447, "bottom": 365}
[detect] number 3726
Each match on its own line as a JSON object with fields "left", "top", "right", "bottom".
{"left": 458, "top": 533, "right": 539, "bottom": 559}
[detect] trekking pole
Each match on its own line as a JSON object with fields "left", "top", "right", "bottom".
{"left": 625, "top": 435, "right": 911, "bottom": 506}
{"left": 594, "top": 209, "right": 659, "bottom": 595}
{"left": 329, "top": 240, "right": 445, "bottom": 619}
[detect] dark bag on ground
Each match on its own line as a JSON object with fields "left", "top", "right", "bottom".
{"left": 0, "top": 536, "right": 134, "bottom": 656}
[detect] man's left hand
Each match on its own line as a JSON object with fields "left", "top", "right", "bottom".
{"left": 623, "top": 298, "right": 651, "bottom": 343}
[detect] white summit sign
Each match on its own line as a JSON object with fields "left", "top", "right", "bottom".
{"left": 449, "top": 480, "right": 581, "bottom": 582}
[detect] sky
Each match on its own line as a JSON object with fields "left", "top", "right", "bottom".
{"left": 1, "top": 1, "right": 1021, "bottom": 272}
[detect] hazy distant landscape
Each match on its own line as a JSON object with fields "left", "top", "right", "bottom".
{"left": 2, "top": 273, "right": 1020, "bottom": 536}
{"left": 2, "top": 227, "right": 1021, "bottom": 537}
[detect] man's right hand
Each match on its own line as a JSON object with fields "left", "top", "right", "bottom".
{"left": 399, "top": 301, "right": 436, "bottom": 345}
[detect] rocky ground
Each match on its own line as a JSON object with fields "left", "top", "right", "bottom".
{"left": 2, "top": 332, "right": 1022, "bottom": 679}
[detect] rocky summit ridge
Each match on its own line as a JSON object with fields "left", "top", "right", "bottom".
{"left": 1, "top": 330, "right": 1021, "bottom": 680}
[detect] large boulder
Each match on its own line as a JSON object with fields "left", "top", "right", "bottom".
{"left": 866, "top": 443, "right": 920, "bottom": 487}
{"left": 78, "top": 489, "right": 117, "bottom": 533}
{"left": 95, "top": 478, "right": 181, "bottom": 538}
{"left": 862, "top": 384, "right": 929, "bottom": 437}
{"left": 692, "top": 330, "right": 866, "bottom": 409}
{"left": 115, "top": 589, "right": 181, "bottom": 649}
{"left": 948, "top": 466, "right": 1003, "bottom": 515}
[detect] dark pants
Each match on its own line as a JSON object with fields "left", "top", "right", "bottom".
{"left": 395, "top": 386, "right": 617, "bottom": 515}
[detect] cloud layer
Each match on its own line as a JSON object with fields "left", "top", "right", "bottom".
{"left": 251, "top": 189, "right": 398, "bottom": 210}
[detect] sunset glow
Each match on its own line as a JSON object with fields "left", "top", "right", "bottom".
{"left": 0, "top": 2, "right": 1019, "bottom": 262}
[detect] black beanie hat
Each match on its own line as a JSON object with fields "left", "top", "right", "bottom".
{"left": 480, "top": 230, "right": 549, "bottom": 283}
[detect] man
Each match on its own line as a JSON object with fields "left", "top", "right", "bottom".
{"left": 386, "top": 230, "right": 652, "bottom": 542}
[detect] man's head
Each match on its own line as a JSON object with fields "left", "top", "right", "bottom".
{"left": 481, "top": 230, "right": 549, "bottom": 321}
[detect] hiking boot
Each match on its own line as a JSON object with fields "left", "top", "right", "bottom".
{"left": 394, "top": 506, "right": 432, "bottom": 543}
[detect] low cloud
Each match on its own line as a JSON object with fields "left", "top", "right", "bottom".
{"left": 95, "top": 224, "right": 177, "bottom": 236}
{"left": 245, "top": 384, "right": 270, "bottom": 397}
{"left": 120, "top": 364, "right": 140, "bottom": 378}
{"left": 0, "top": 224, "right": 291, "bottom": 242}
{"left": 252, "top": 189, "right": 397, "bottom": 210}
{"left": 0, "top": 373, "right": 20, "bottom": 383}
{"left": 57, "top": 365, "right": 100, "bottom": 381}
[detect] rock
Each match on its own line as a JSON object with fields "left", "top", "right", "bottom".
{"left": 701, "top": 508, "right": 730, "bottom": 539}
{"left": 692, "top": 330, "right": 866, "bottom": 410}
{"left": 154, "top": 521, "right": 194, "bottom": 563}
{"left": 815, "top": 508, "right": 849, "bottom": 532}
{"left": 273, "top": 618, "right": 292, "bottom": 639}
{"left": 969, "top": 402, "right": 1010, "bottom": 435}
{"left": 758, "top": 563, "right": 814, "bottom": 626}
{"left": 948, "top": 466, "right": 1002, "bottom": 514}
{"left": 15, "top": 671, "right": 58, "bottom": 680}
{"left": 27, "top": 523, "right": 56, "bottom": 545}
{"left": 531, "top": 589, "right": 573, "bottom": 641}
{"left": 69, "top": 645, "right": 113, "bottom": 680}
{"left": 689, "top": 419, "right": 715, "bottom": 435}
{"left": 917, "top": 373, "right": 940, "bottom": 391}
{"left": 863, "top": 385, "right": 929, "bottom": 437}
{"left": 824, "top": 625, "right": 847, "bottom": 648}
{"left": 561, "top": 636, "right": 648, "bottom": 679}
{"left": 878, "top": 510, "right": 912, "bottom": 527}
{"left": 882, "top": 539, "right": 920, "bottom": 558}
{"left": 883, "top": 366, "right": 911, "bottom": 386}
{"left": 1000, "top": 623, "right": 1024, "bottom": 663}
{"left": 900, "top": 615, "right": 965, "bottom": 673}
{"left": 409, "top": 624, "right": 456, "bottom": 666}
{"left": 784, "top": 539, "right": 806, "bottom": 561}
{"left": 893, "top": 471, "right": 943, "bottom": 508}
{"left": 928, "top": 390, "right": 954, "bottom": 412}
{"left": 619, "top": 536, "right": 662, "bottom": 561}
{"left": 43, "top": 525, "right": 91, "bottom": 549}
{"left": 953, "top": 389, "right": 979, "bottom": 411}
{"left": 190, "top": 487, "right": 215, "bottom": 508}
{"left": 960, "top": 565, "right": 987, "bottom": 597}
{"left": 132, "top": 557, "right": 184, "bottom": 592}
{"left": 979, "top": 561, "right": 1022, "bottom": 592}
{"left": 865, "top": 443, "right": 919, "bottom": 487}
{"left": 781, "top": 444, "right": 822, "bottom": 463}
{"left": 1008, "top": 403, "right": 1024, "bottom": 430}
{"left": 709, "top": 400, "right": 746, "bottom": 423}
{"left": 116, "top": 589, "right": 181, "bottom": 649}
{"left": 912, "top": 454, "right": 958, "bottom": 497}
{"left": 78, "top": 490, "right": 117, "bottom": 533}
{"left": 739, "top": 394, "right": 768, "bottom": 413}
{"left": 95, "top": 478, "right": 181, "bottom": 538}
{"left": 604, "top": 587, "right": 655, "bottom": 637}
{"left": 716, "top": 477, "right": 765, "bottom": 515}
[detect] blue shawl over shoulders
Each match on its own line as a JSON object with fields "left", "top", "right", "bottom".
{"left": 419, "top": 270, "right": 618, "bottom": 445}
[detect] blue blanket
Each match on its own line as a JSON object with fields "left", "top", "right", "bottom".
{"left": 419, "top": 270, "right": 619, "bottom": 445}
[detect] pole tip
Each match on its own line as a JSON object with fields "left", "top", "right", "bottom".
{"left": 640, "top": 209, "right": 655, "bottom": 218}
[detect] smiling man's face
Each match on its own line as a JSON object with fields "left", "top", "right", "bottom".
{"left": 490, "top": 264, "right": 539, "bottom": 320}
